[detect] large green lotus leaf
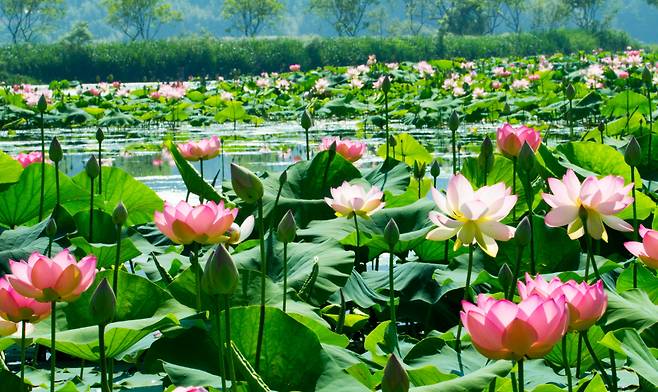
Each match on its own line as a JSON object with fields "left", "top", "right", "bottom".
{"left": 545, "top": 326, "right": 607, "bottom": 372}
{"left": 62, "top": 270, "right": 173, "bottom": 329}
{"left": 72, "top": 166, "right": 163, "bottom": 226}
{"left": 0, "top": 163, "right": 89, "bottom": 228}
{"left": 0, "top": 219, "right": 61, "bottom": 271}
{"left": 410, "top": 359, "right": 512, "bottom": 391}
{"left": 215, "top": 101, "right": 248, "bottom": 122}
{"left": 376, "top": 133, "right": 432, "bottom": 166}
{"left": 616, "top": 190, "right": 655, "bottom": 221}
{"left": 362, "top": 158, "right": 411, "bottom": 196}
{"left": 599, "top": 329, "right": 658, "bottom": 386}
{"left": 602, "top": 91, "right": 653, "bottom": 117}
{"left": 616, "top": 264, "right": 658, "bottom": 302}
{"left": 606, "top": 289, "right": 658, "bottom": 332}
{"left": 361, "top": 262, "right": 445, "bottom": 305}
{"left": 315, "top": 347, "right": 370, "bottom": 392}
{"left": 162, "top": 361, "right": 222, "bottom": 390}
{"left": 144, "top": 327, "right": 220, "bottom": 375}
{"left": 0, "top": 150, "right": 22, "bottom": 185}
{"left": 166, "top": 140, "right": 226, "bottom": 204}
{"left": 338, "top": 270, "right": 388, "bottom": 309}
{"left": 432, "top": 251, "right": 504, "bottom": 300}
{"left": 289, "top": 313, "right": 349, "bottom": 348}
{"left": 228, "top": 306, "right": 324, "bottom": 391}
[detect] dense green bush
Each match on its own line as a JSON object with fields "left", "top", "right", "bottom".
{"left": 1, "top": 29, "right": 636, "bottom": 83}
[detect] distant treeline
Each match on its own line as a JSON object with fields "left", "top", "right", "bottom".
{"left": 0, "top": 29, "right": 635, "bottom": 83}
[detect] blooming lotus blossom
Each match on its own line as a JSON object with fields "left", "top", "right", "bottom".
{"left": 491, "top": 81, "right": 502, "bottom": 90}
{"left": 154, "top": 200, "right": 238, "bottom": 245}
{"left": 220, "top": 91, "right": 233, "bottom": 101}
{"left": 624, "top": 224, "right": 658, "bottom": 269}
{"left": 542, "top": 169, "right": 633, "bottom": 241}
{"left": 325, "top": 182, "right": 384, "bottom": 218}
{"left": 15, "top": 152, "right": 43, "bottom": 168}
{"left": 461, "top": 294, "right": 569, "bottom": 360}
{"left": 511, "top": 79, "right": 530, "bottom": 91}
{"left": 0, "top": 278, "right": 51, "bottom": 323}
{"left": 373, "top": 76, "right": 385, "bottom": 89}
{"left": 426, "top": 175, "right": 516, "bottom": 257}
{"left": 350, "top": 78, "right": 364, "bottom": 89}
{"left": 256, "top": 78, "right": 270, "bottom": 88}
{"left": 496, "top": 123, "right": 541, "bottom": 158}
{"left": 172, "top": 387, "right": 208, "bottom": 392}
{"left": 275, "top": 79, "right": 291, "bottom": 91}
{"left": 614, "top": 69, "right": 629, "bottom": 79}
{"left": 314, "top": 78, "right": 330, "bottom": 94}
{"left": 415, "top": 61, "right": 435, "bottom": 77}
{"left": 528, "top": 74, "right": 540, "bottom": 81}
{"left": 386, "top": 62, "right": 399, "bottom": 70}
{"left": 518, "top": 274, "right": 607, "bottom": 331}
{"left": 493, "top": 67, "right": 511, "bottom": 77}
{"left": 472, "top": 87, "right": 487, "bottom": 99}
{"left": 289, "top": 64, "right": 301, "bottom": 72}
{"left": 153, "top": 83, "right": 186, "bottom": 100}
{"left": 226, "top": 215, "right": 255, "bottom": 245}
{"left": 319, "top": 137, "right": 366, "bottom": 162}
{"left": 367, "top": 54, "right": 377, "bottom": 65}
{"left": 177, "top": 135, "right": 221, "bottom": 161}
{"left": 7, "top": 249, "right": 97, "bottom": 303}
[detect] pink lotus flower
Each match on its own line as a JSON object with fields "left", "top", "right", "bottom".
{"left": 154, "top": 200, "right": 238, "bottom": 245}
{"left": 15, "top": 152, "right": 43, "bottom": 168}
{"left": 177, "top": 136, "right": 221, "bottom": 161}
{"left": 325, "top": 182, "right": 384, "bottom": 218}
{"left": 0, "top": 316, "right": 17, "bottom": 337}
{"left": 461, "top": 294, "right": 569, "bottom": 360}
{"left": 624, "top": 224, "right": 658, "bottom": 269}
{"left": 415, "top": 61, "right": 435, "bottom": 77}
{"left": 491, "top": 81, "right": 502, "bottom": 89}
{"left": 542, "top": 169, "right": 633, "bottom": 241}
{"left": 426, "top": 175, "right": 516, "bottom": 257}
{"left": 7, "top": 250, "right": 97, "bottom": 303}
{"left": 0, "top": 278, "right": 51, "bottom": 322}
{"left": 172, "top": 387, "right": 208, "bottom": 392}
{"left": 226, "top": 215, "right": 255, "bottom": 245}
{"left": 496, "top": 123, "right": 541, "bottom": 158}
{"left": 518, "top": 274, "right": 607, "bottom": 331}
{"left": 319, "top": 137, "right": 366, "bottom": 162}
{"left": 289, "top": 64, "right": 301, "bottom": 72}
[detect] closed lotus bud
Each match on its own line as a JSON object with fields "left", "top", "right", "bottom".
{"left": 624, "top": 136, "right": 641, "bottom": 167}
{"left": 230, "top": 163, "right": 263, "bottom": 203}
{"left": 478, "top": 136, "right": 494, "bottom": 171}
{"left": 90, "top": 278, "right": 116, "bottom": 326}
{"left": 301, "top": 109, "right": 313, "bottom": 130}
{"left": 515, "top": 216, "right": 532, "bottom": 247}
{"left": 49, "top": 137, "right": 63, "bottom": 163}
{"left": 277, "top": 210, "right": 296, "bottom": 243}
{"left": 85, "top": 155, "right": 100, "bottom": 179}
{"left": 202, "top": 244, "right": 239, "bottom": 296}
{"left": 448, "top": 110, "right": 460, "bottom": 132}
{"left": 279, "top": 170, "right": 288, "bottom": 186}
{"left": 384, "top": 219, "right": 400, "bottom": 249}
{"left": 112, "top": 202, "right": 128, "bottom": 226}
{"left": 37, "top": 95, "right": 47, "bottom": 113}
{"left": 430, "top": 160, "right": 440, "bottom": 178}
{"left": 503, "top": 102, "right": 511, "bottom": 115}
{"left": 389, "top": 135, "right": 397, "bottom": 148}
{"left": 382, "top": 75, "right": 391, "bottom": 94}
{"left": 518, "top": 142, "right": 536, "bottom": 174}
{"left": 642, "top": 66, "right": 652, "bottom": 86}
{"left": 498, "top": 263, "right": 513, "bottom": 293}
{"left": 46, "top": 218, "right": 57, "bottom": 238}
{"left": 412, "top": 160, "right": 426, "bottom": 179}
{"left": 598, "top": 122, "right": 605, "bottom": 133}
{"left": 95, "top": 128, "right": 105, "bottom": 143}
{"left": 381, "top": 354, "right": 409, "bottom": 392}
{"left": 565, "top": 83, "right": 575, "bottom": 100}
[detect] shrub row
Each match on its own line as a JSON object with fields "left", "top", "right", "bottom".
{"left": 0, "top": 29, "right": 636, "bottom": 83}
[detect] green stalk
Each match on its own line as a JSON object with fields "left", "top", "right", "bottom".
{"left": 54, "top": 161, "right": 60, "bottom": 211}
{"left": 20, "top": 322, "right": 26, "bottom": 392}
{"left": 336, "top": 289, "right": 346, "bottom": 334}
{"left": 89, "top": 178, "right": 94, "bottom": 243}
{"left": 282, "top": 242, "right": 288, "bottom": 312}
{"left": 255, "top": 199, "right": 267, "bottom": 371}
{"left": 575, "top": 333, "right": 583, "bottom": 377}
{"left": 39, "top": 112, "right": 45, "bottom": 221}
{"left": 582, "top": 331, "right": 613, "bottom": 391}
{"left": 518, "top": 359, "right": 524, "bottom": 392}
{"left": 562, "top": 334, "right": 573, "bottom": 392}
{"left": 631, "top": 168, "right": 638, "bottom": 288}
{"left": 609, "top": 349, "right": 618, "bottom": 392}
{"left": 353, "top": 214, "right": 362, "bottom": 271}
{"left": 568, "top": 98, "right": 573, "bottom": 138}
{"left": 455, "top": 245, "right": 474, "bottom": 374}
{"left": 224, "top": 296, "right": 236, "bottom": 391}
{"left": 50, "top": 301, "right": 56, "bottom": 392}
{"left": 305, "top": 128, "right": 310, "bottom": 160}
{"left": 99, "top": 325, "right": 110, "bottom": 392}
{"left": 190, "top": 243, "right": 202, "bottom": 311}
{"left": 215, "top": 298, "right": 227, "bottom": 391}
{"left": 511, "top": 370, "right": 518, "bottom": 392}
{"left": 512, "top": 157, "right": 517, "bottom": 221}
{"left": 384, "top": 88, "right": 390, "bottom": 161}
{"left": 98, "top": 140, "right": 102, "bottom": 194}
{"left": 584, "top": 229, "right": 601, "bottom": 282}
{"left": 112, "top": 223, "right": 121, "bottom": 298}
{"left": 388, "top": 247, "right": 397, "bottom": 346}
{"left": 451, "top": 129, "right": 457, "bottom": 175}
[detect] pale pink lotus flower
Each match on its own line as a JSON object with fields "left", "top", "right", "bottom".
{"left": 350, "top": 78, "right": 364, "bottom": 89}
{"left": 426, "top": 174, "right": 516, "bottom": 257}
{"left": 289, "top": 64, "right": 301, "bottom": 72}
{"left": 256, "top": 78, "right": 270, "bottom": 88}
{"left": 356, "top": 64, "right": 370, "bottom": 74}
{"left": 7, "top": 249, "right": 97, "bottom": 303}
{"left": 493, "top": 67, "right": 511, "bottom": 77}
{"left": 373, "top": 76, "right": 385, "bottom": 89}
{"left": 325, "top": 182, "right": 385, "bottom": 218}
{"left": 0, "top": 316, "right": 17, "bottom": 337}
{"left": 452, "top": 86, "right": 465, "bottom": 97}
{"left": 172, "top": 387, "right": 208, "bottom": 392}
{"left": 415, "top": 61, "right": 435, "bottom": 77}
{"left": 518, "top": 274, "right": 607, "bottom": 331}
{"left": 386, "top": 62, "right": 399, "bottom": 70}
{"left": 314, "top": 78, "right": 330, "bottom": 94}
{"left": 23, "top": 89, "right": 52, "bottom": 106}
{"left": 220, "top": 91, "right": 233, "bottom": 101}
{"left": 542, "top": 169, "right": 633, "bottom": 241}
{"left": 496, "top": 123, "right": 541, "bottom": 158}
{"left": 154, "top": 200, "right": 238, "bottom": 245}
{"left": 319, "top": 137, "right": 366, "bottom": 162}
{"left": 511, "top": 79, "right": 530, "bottom": 91}
{"left": 624, "top": 224, "right": 658, "bottom": 269}
{"left": 155, "top": 83, "right": 186, "bottom": 100}
{"left": 226, "top": 215, "right": 255, "bottom": 245}
{"left": 460, "top": 61, "right": 475, "bottom": 70}
{"left": 367, "top": 54, "right": 377, "bottom": 65}
{"left": 472, "top": 87, "right": 487, "bottom": 99}
{"left": 15, "top": 152, "right": 43, "bottom": 168}
{"left": 528, "top": 74, "right": 540, "bottom": 81}
{"left": 177, "top": 135, "right": 221, "bottom": 161}
{"left": 275, "top": 79, "right": 291, "bottom": 91}
{"left": 461, "top": 294, "right": 569, "bottom": 360}
{"left": 0, "top": 278, "right": 51, "bottom": 323}
{"left": 491, "top": 81, "right": 502, "bottom": 90}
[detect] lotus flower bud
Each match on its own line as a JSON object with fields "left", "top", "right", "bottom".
{"left": 624, "top": 136, "right": 641, "bottom": 167}
{"left": 384, "top": 219, "right": 399, "bottom": 249}
{"left": 112, "top": 202, "right": 128, "bottom": 226}
{"left": 642, "top": 66, "right": 652, "bottom": 86}
{"left": 412, "top": 160, "right": 426, "bottom": 179}
{"left": 389, "top": 135, "right": 397, "bottom": 148}
{"left": 277, "top": 210, "right": 296, "bottom": 244}
{"left": 515, "top": 216, "right": 532, "bottom": 247}
{"left": 381, "top": 354, "right": 409, "bottom": 392}
{"left": 430, "top": 160, "right": 440, "bottom": 178}
{"left": 230, "top": 163, "right": 263, "bottom": 203}
{"left": 503, "top": 102, "right": 511, "bottom": 115}
{"left": 598, "top": 122, "right": 605, "bottom": 134}
{"left": 565, "top": 83, "right": 575, "bottom": 100}
{"left": 90, "top": 278, "right": 116, "bottom": 326}
{"left": 49, "top": 137, "right": 63, "bottom": 163}
{"left": 85, "top": 155, "right": 100, "bottom": 179}
{"left": 46, "top": 218, "right": 57, "bottom": 238}
{"left": 498, "top": 263, "right": 513, "bottom": 293}
{"left": 301, "top": 109, "right": 313, "bottom": 130}
{"left": 202, "top": 244, "right": 239, "bottom": 296}
{"left": 95, "top": 128, "right": 105, "bottom": 143}
{"left": 382, "top": 75, "right": 391, "bottom": 94}
{"left": 448, "top": 110, "right": 460, "bottom": 132}
{"left": 328, "top": 140, "right": 337, "bottom": 158}
{"left": 37, "top": 95, "right": 47, "bottom": 113}
{"left": 478, "top": 136, "right": 494, "bottom": 172}
{"left": 518, "top": 142, "right": 536, "bottom": 175}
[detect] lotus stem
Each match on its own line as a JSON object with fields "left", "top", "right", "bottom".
{"left": 631, "top": 167, "right": 638, "bottom": 288}
{"left": 508, "top": 246, "right": 523, "bottom": 300}
{"left": 336, "top": 289, "right": 346, "bottom": 334}
{"left": 99, "top": 325, "right": 110, "bottom": 392}
{"left": 384, "top": 88, "right": 389, "bottom": 161}
{"left": 455, "top": 244, "right": 474, "bottom": 374}
{"left": 305, "top": 128, "right": 310, "bottom": 160}
{"left": 255, "top": 198, "right": 266, "bottom": 371}
{"left": 89, "top": 178, "right": 94, "bottom": 243}
{"left": 512, "top": 157, "right": 517, "bottom": 221}
{"left": 518, "top": 359, "right": 524, "bottom": 392}
{"left": 443, "top": 240, "right": 449, "bottom": 263}
{"left": 282, "top": 242, "right": 288, "bottom": 312}
{"left": 190, "top": 243, "right": 202, "bottom": 311}
{"left": 39, "top": 112, "right": 45, "bottom": 221}
{"left": 215, "top": 298, "right": 227, "bottom": 391}
{"left": 562, "top": 334, "right": 573, "bottom": 392}
{"left": 609, "top": 349, "right": 618, "bottom": 392}
{"left": 112, "top": 223, "right": 121, "bottom": 298}
{"left": 50, "top": 301, "right": 56, "bottom": 392}
{"left": 581, "top": 331, "right": 612, "bottom": 390}
{"left": 98, "top": 141, "right": 102, "bottom": 194}
{"left": 54, "top": 161, "right": 60, "bottom": 212}
{"left": 224, "top": 295, "right": 236, "bottom": 391}
{"left": 451, "top": 129, "right": 457, "bottom": 175}
{"left": 388, "top": 246, "right": 398, "bottom": 349}
{"left": 511, "top": 371, "right": 518, "bottom": 392}
{"left": 576, "top": 333, "right": 583, "bottom": 377}
{"left": 20, "top": 321, "right": 26, "bottom": 392}
{"left": 353, "top": 214, "right": 362, "bottom": 271}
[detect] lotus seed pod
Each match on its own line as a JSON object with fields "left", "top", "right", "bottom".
{"left": 230, "top": 163, "right": 263, "bottom": 203}
{"left": 95, "top": 128, "right": 105, "bottom": 143}
{"left": 37, "top": 95, "right": 47, "bottom": 113}
{"left": 382, "top": 75, "right": 391, "bottom": 94}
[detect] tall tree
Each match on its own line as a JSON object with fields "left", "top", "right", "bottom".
{"left": 562, "top": 0, "right": 617, "bottom": 31}
{"left": 309, "top": 0, "right": 379, "bottom": 36}
{"left": 437, "top": 0, "right": 495, "bottom": 35}
{"left": 402, "top": 0, "right": 436, "bottom": 35}
{"left": 527, "top": 0, "right": 569, "bottom": 31}
{"left": 103, "top": 0, "right": 181, "bottom": 41}
{"left": 0, "top": 0, "right": 64, "bottom": 44}
{"left": 501, "top": 0, "right": 526, "bottom": 33}
{"left": 222, "top": 0, "right": 284, "bottom": 37}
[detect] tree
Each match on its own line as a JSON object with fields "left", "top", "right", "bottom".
{"left": 562, "top": 0, "right": 617, "bottom": 31}
{"left": 222, "top": 0, "right": 284, "bottom": 37}
{"left": 501, "top": 0, "right": 526, "bottom": 33}
{"left": 103, "top": 0, "right": 182, "bottom": 41}
{"left": 60, "top": 21, "right": 93, "bottom": 46}
{"left": 527, "top": 0, "right": 569, "bottom": 31}
{"left": 309, "top": 0, "right": 380, "bottom": 36}
{"left": 401, "top": 0, "right": 437, "bottom": 35}
{"left": 0, "top": 0, "right": 64, "bottom": 44}
{"left": 437, "top": 0, "right": 492, "bottom": 35}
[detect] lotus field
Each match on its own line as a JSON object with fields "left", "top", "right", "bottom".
{"left": 1, "top": 49, "right": 658, "bottom": 392}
